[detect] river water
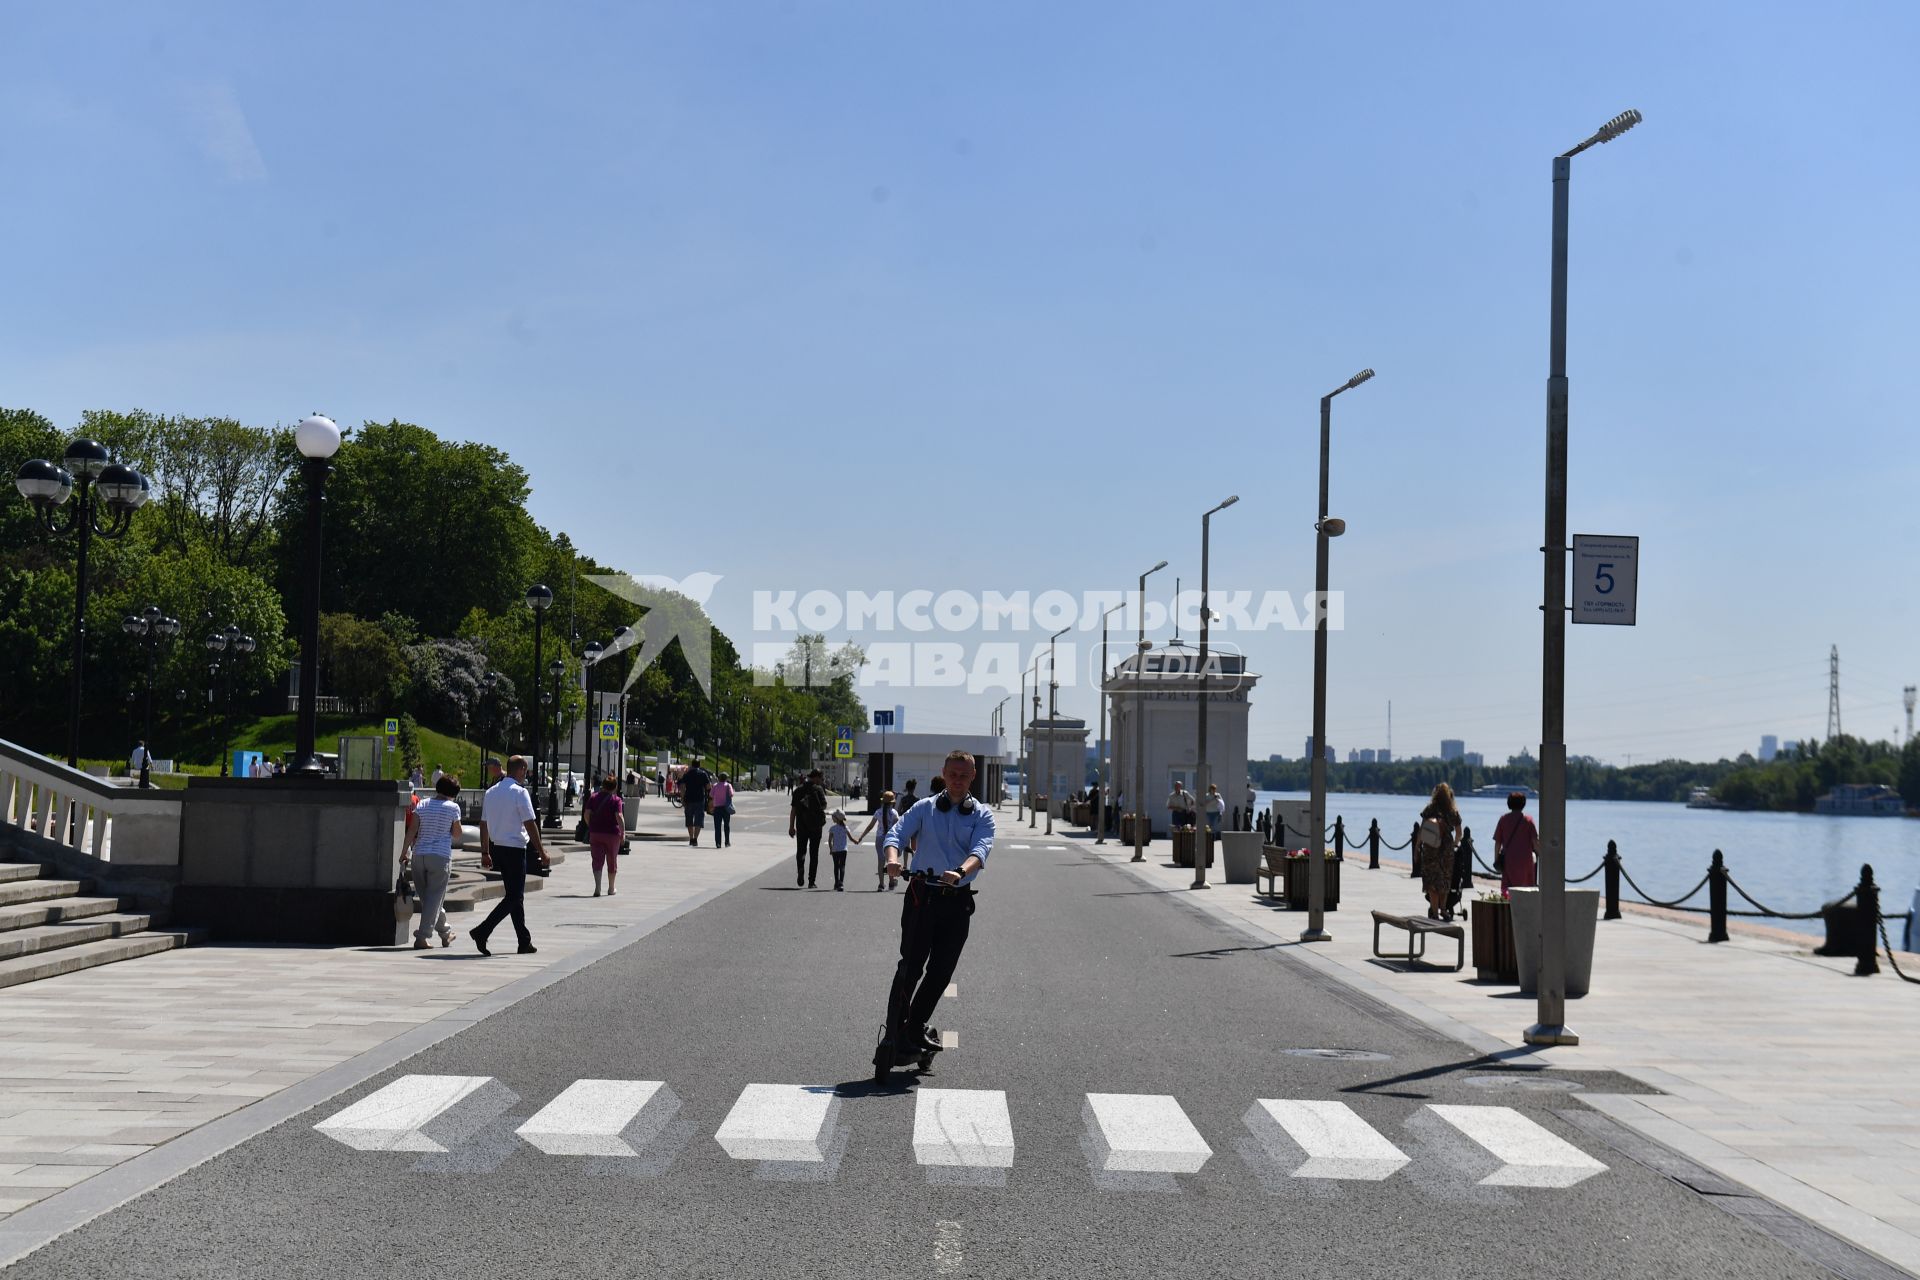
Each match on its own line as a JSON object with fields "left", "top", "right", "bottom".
{"left": 1252, "top": 789, "right": 1920, "bottom": 941}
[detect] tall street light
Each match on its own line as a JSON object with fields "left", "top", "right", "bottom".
{"left": 584, "top": 638, "right": 605, "bottom": 780}
{"left": 989, "top": 695, "right": 1010, "bottom": 805}
{"left": 1131, "top": 558, "right": 1168, "bottom": 862}
{"left": 1017, "top": 663, "right": 1028, "bottom": 821}
{"left": 1026, "top": 655, "right": 1043, "bottom": 828}
{"left": 1193, "top": 495, "right": 1239, "bottom": 889}
{"left": 525, "top": 583, "right": 555, "bottom": 820}
{"left": 1045, "top": 624, "right": 1069, "bottom": 836}
{"left": 1530, "top": 108, "right": 1643, "bottom": 1049}
{"left": 545, "top": 655, "right": 565, "bottom": 823}
{"left": 122, "top": 605, "right": 179, "bottom": 787}
{"left": 290, "top": 415, "right": 340, "bottom": 775}
{"left": 206, "top": 622, "right": 255, "bottom": 777}
{"left": 1095, "top": 600, "right": 1125, "bottom": 843}
{"left": 1306, "top": 370, "right": 1374, "bottom": 941}
{"left": 16, "top": 440, "right": 150, "bottom": 766}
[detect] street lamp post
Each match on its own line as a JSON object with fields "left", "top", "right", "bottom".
{"left": 15, "top": 440, "right": 150, "bottom": 766}
{"left": 1017, "top": 664, "right": 1028, "bottom": 822}
{"left": 526, "top": 584, "right": 555, "bottom": 821}
{"left": 545, "top": 656, "right": 565, "bottom": 823}
{"left": 1045, "top": 625, "right": 1069, "bottom": 835}
{"left": 207, "top": 623, "right": 255, "bottom": 777}
{"left": 1095, "top": 602, "right": 1124, "bottom": 843}
{"left": 122, "top": 605, "right": 179, "bottom": 787}
{"left": 1027, "top": 657, "right": 1042, "bottom": 828}
{"left": 1530, "top": 108, "right": 1642, "bottom": 1049}
{"left": 1193, "top": 496, "right": 1239, "bottom": 889}
{"left": 583, "top": 639, "right": 605, "bottom": 782}
{"left": 290, "top": 416, "right": 340, "bottom": 775}
{"left": 1305, "top": 371, "right": 1374, "bottom": 941}
{"left": 1131, "top": 559, "right": 1168, "bottom": 862}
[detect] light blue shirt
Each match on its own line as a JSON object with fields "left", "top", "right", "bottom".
{"left": 881, "top": 797, "right": 995, "bottom": 885}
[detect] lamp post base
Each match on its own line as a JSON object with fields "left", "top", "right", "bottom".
{"left": 1523, "top": 1022, "right": 1581, "bottom": 1046}
{"left": 1189, "top": 881, "right": 1209, "bottom": 891}
{"left": 1298, "top": 928, "right": 1332, "bottom": 943}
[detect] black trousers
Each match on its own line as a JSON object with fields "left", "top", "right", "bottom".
{"left": 474, "top": 847, "right": 531, "bottom": 947}
{"left": 885, "top": 881, "right": 975, "bottom": 1043}
{"left": 829, "top": 849, "right": 847, "bottom": 888}
{"left": 795, "top": 827, "right": 822, "bottom": 884}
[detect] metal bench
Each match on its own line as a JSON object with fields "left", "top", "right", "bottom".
{"left": 1370, "top": 910, "right": 1464, "bottom": 971}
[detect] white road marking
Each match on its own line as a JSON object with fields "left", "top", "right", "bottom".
{"left": 1082, "top": 1093, "right": 1212, "bottom": 1174}
{"left": 714, "top": 1084, "right": 841, "bottom": 1163}
{"left": 1429, "top": 1105, "right": 1607, "bottom": 1188}
{"left": 913, "top": 1088, "right": 1015, "bottom": 1168}
{"left": 1008, "top": 844, "right": 1032, "bottom": 850}
{"left": 1244, "top": 1099, "right": 1409, "bottom": 1180}
{"left": 1044, "top": 845, "right": 1066, "bottom": 851}
{"left": 314, "top": 1075, "right": 516, "bottom": 1152}
{"left": 943, "top": 982, "right": 958, "bottom": 998}
{"left": 933, "top": 1220, "right": 964, "bottom": 1274}
{"left": 516, "top": 1080, "right": 680, "bottom": 1157}
{"left": 940, "top": 1029, "right": 960, "bottom": 1050}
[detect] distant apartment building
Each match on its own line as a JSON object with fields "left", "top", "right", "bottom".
{"left": 1359, "top": 749, "right": 1377, "bottom": 764}
{"left": 1267, "top": 753, "right": 1287, "bottom": 764}
{"left": 1463, "top": 752, "right": 1484, "bottom": 767}
{"left": 1440, "top": 739, "right": 1466, "bottom": 762}
{"left": 1346, "top": 749, "right": 1360, "bottom": 763}
{"left": 1377, "top": 749, "right": 1391, "bottom": 763}
{"left": 1759, "top": 735, "right": 1779, "bottom": 762}
{"left": 1304, "top": 737, "right": 1335, "bottom": 762}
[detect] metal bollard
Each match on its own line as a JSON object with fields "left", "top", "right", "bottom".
{"left": 1856, "top": 864, "right": 1880, "bottom": 977}
{"left": 1367, "top": 819, "right": 1381, "bottom": 870}
{"left": 1334, "top": 816, "right": 1346, "bottom": 863}
{"left": 1707, "top": 850, "right": 1729, "bottom": 943}
{"left": 1410, "top": 824, "right": 1421, "bottom": 878}
{"left": 1603, "top": 840, "right": 1621, "bottom": 920}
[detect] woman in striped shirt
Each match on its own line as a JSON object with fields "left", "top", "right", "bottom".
{"left": 404, "top": 775, "right": 464, "bottom": 949}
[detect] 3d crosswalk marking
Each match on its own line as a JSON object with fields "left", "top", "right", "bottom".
{"left": 314, "top": 1075, "right": 517, "bottom": 1152}
{"left": 516, "top": 1080, "right": 680, "bottom": 1157}
{"left": 913, "top": 1088, "right": 1015, "bottom": 1168}
{"left": 1082, "top": 1093, "right": 1212, "bottom": 1174}
{"left": 1429, "top": 1105, "right": 1607, "bottom": 1188}
{"left": 714, "top": 1084, "right": 840, "bottom": 1163}
{"left": 939, "top": 1029, "right": 960, "bottom": 1049}
{"left": 943, "top": 982, "right": 958, "bottom": 998}
{"left": 1008, "top": 844, "right": 1032, "bottom": 850}
{"left": 1244, "top": 1099, "right": 1409, "bottom": 1180}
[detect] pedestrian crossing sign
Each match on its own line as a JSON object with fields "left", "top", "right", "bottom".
{"left": 599, "top": 720, "right": 618, "bottom": 741}
{"left": 383, "top": 718, "right": 399, "bottom": 735}
{"left": 834, "top": 739, "right": 853, "bottom": 759}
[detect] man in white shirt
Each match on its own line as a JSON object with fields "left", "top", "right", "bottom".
{"left": 129, "top": 741, "right": 151, "bottom": 788}
{"left": 472, "top": 755, "right": 549, "bottom": 956}
{"left": 1166, "top": 783, "right": 1197, "bottom": 831}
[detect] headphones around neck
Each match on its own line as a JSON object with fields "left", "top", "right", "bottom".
{"left": 934, "top": 791, "right": 977, "bottom": 813}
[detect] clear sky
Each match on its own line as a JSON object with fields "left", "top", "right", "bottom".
{"left": 4, "top": 1, "right": 1915, "bottom": 763}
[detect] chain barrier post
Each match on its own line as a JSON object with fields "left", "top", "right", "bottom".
{"left": 1334, "top": 816, "right": 1346, "bottom": 863}
{"left": 1603, "top": 839, "right": 1621, "bottom": 920}
{"left": 1707, "top": 850, "right": 1729, "bottom": 943}
{"left": 1367, "top": 819, "right": 1381, "bottom": 870}
{"left": 1856, "top": 864, "right": 1880, "bottom": 977}
{"left": 1409, "top": 824, "right": 1421, "bottom": 879}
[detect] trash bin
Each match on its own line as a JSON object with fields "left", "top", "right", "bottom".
{"left": 621, "top": 785, "right": 643, "bottom": 834}
{"left": 1510, "top": 888, "right": 1599, "bottom": 997}
{"left": 1222, "top": 832, "right": 1263, "bottom": 884}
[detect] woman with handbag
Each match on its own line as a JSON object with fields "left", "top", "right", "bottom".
{"left": 583, "top": 774, "right": 624, "bottom": 897}
{"left": 403, "top": 775, "right": 463, "bottom": 949}
{"left": 1416, "top": 782, "right": 1462, "bottom": 921}
{"left": 709, "top": 772, "right": 736, "bottom": 848}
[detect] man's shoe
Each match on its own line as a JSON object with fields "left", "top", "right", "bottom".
{"left": 471, "top": 931, "right": 490, "bottom": 956}
{"left": 412, "top": 937, "right": 429, "bottom": 950}
{"left": 518, "top": 943, "right": 538, "bottom": 955}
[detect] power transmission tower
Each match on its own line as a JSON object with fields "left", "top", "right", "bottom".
{"left": 1905, "top": 685, "right": 1916, "bottom": 744}
{"left": 1827, "top": 646, "right": 1842, "bottom": 741}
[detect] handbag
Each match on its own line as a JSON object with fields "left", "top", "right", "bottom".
{"left": 392, "top": 868, "right": 415, "bottom": 923}
{"left": 574, "top": 819, "right": 590, "bottom": 843}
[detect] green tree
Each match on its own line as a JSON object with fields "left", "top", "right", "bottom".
{"left": 1900, "top": 737, "right": 1920, "bottom": 811}
{"left": 318, "top": 613, "right": 410, "bottom": 709}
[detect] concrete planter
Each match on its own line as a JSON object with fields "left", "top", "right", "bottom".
{"left": 1472, "top": 898, "right": 1518, "bottom": 982}
{"left": 1221, "top": 832, "right": 1264, "bottom": 884}
{"left": 1509, "top": 887, "right": 1599, "bottom": 997}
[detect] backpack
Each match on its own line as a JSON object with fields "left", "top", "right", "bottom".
{"left": 1418, "top": 814, "right": 1448, "bottom": 851}
{"left": 794, "top": 784, "right": 827, "bottom": 827}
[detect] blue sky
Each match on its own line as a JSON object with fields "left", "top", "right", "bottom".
{"left": 4, "top": 1, "right": 1915, "bottom": 762}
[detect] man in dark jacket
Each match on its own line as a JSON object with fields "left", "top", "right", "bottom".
{"left": 679, "top": 758, "right": 713, "bottom": 847}
{"left": 789, "top": 768, "right": 829, "bottom": 888}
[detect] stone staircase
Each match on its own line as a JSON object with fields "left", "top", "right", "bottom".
{"left": 0, "top": 862, "right": 202, "bottom": 989}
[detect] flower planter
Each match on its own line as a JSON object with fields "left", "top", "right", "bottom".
{"left": 1283, "top": 857, "right": 1340, "bottom": 911}
{"left": 1471, "top": 898, "right": 1517, "bottom": 982}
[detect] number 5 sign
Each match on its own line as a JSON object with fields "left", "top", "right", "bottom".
{"left": 1572, "top": 534, "right": 1638, "bottom": 625}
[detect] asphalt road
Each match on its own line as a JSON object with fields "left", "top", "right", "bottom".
{"left": 5, "top": 797, "right": 1840, "bottom": 1279}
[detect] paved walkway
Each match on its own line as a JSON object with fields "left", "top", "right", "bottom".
{"left": 1076, "top": 828, "right": 1920, "bottom": 1276}
{"left": 0, "top": 790, "right": 800, "bottom": 1225}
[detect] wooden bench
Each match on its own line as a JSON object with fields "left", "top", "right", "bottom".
{"left": 1370, "top": 910, "right": 1464, "bottom": 971}
{"left": 1257, "top": 848, "right": 1287, "bottom": 900}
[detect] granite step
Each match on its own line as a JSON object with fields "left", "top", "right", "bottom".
{"left": 0, "top": 895, "right": 123, "bottom": 932}
{"left": 0, "top": 912, "right": 155, "bottom": 962}
{"left": 0, "top": 928, "right": 203, "bottom": 991}
{"left": 0, "top": 878, "right": 87, "bottom": 908}
{"left": 0, "top": 862, "right": 43, "bottom": 883}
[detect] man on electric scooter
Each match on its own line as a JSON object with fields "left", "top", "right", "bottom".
{"left": 874, "top": 749, "right": 994, "bottom": 1074}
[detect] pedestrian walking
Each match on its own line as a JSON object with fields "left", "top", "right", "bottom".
{"left": 709, "top": 772, "right": 735, "bottom": 847}
{"left": 403, "top": 774, "right": 462, "bottom": 949}
{"left": 680, "top": 758, "right": 713, "bottom": 846}
{"left": 855, "top": 790, "right": 902, "bottom": 891}
{"left": 471, "top": 755, "right": 549, "bottom": 956}
{"left": 789, "top": 768, "right": 828, "bottom": 888}
{"left": 1493, "top": 791, "right": 1539, "bottom": 893}
{"left": 430, "top": 764, "right": 444, "bottom": 787}
{"left": 1166, "top": 781, "right": 1197, "bottom": 831}
{"left": 1245, "top": 785, "right": 1257, "bottom": 831}
{"left": 583, "top": 773, "right": 624, "bottom": 897}
{"left": 564, "top": 772, "right": 577, "bottom": 812}
{"left": 1203, "top": 783, "right": 1225, "bottom": 835}
{"left": 408, "top": 765, "right": 424, "bottom": 790}
{"left": 827, "top": 810, "right": 852, "bottom": 890}
{"left": 898, "top": 779, "right": 919, "bottom": 811}
{"left": 873, "top": 751, "right": 994, "bottom": 1074}
{"left": 1416, "top": 782, "right": 1463, "bottom": 920}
